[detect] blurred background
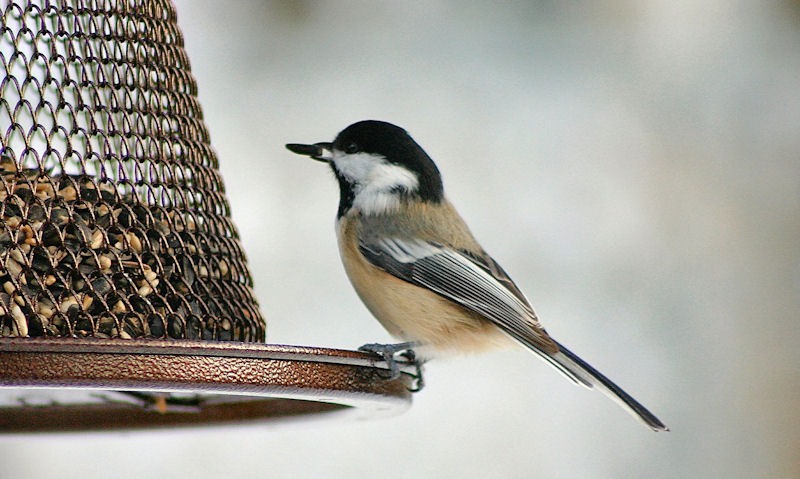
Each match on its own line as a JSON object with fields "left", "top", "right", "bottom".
{"left": 2, "top": 1, "right": 798, "bottom": 478}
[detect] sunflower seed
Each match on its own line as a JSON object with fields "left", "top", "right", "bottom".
{"left": 10, "top": 303, "right": 28, "bottom": 337}
{"left": 90, "top": 230, "right": 104, "bottom": 249}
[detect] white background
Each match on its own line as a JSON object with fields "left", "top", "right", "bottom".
{"left": 3, "top": 1, "right": 799, "bottom": 478}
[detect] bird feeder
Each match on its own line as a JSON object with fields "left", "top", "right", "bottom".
{"left": 0, "top": 0, "right": 415, "bottom": 432}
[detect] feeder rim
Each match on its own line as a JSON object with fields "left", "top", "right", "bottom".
{"left": 0, "top": 337, "right": 417, "bottom": 432}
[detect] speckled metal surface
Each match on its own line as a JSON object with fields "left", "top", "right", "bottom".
{"left": 0, "top": 338, "right": 416, "bottom": 432}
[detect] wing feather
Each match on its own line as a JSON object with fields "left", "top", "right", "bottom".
{"left": 359, "top": 237, "right": 559, "bottom": 354}
{"left": 359, "top": 236, "right": 668, "bottom": 430}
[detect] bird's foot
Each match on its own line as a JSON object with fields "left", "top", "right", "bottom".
{"left": 358, "top": 341, "right": 425, "bottom": 391}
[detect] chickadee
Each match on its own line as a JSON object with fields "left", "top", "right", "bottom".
{"left": 286, "top": 120, "right": 667, "bottom": 431}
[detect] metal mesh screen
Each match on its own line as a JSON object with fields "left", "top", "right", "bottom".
{"left": 0, "top": 1, "right": 266, "bottom": 342}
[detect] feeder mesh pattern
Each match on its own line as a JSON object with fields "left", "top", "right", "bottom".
{"left": 0, "top": 0, "right": 266, "bottom": 341}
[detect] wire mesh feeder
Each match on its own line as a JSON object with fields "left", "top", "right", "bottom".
{"left": 0, "top": 0, "right": 415, "bottom": 431}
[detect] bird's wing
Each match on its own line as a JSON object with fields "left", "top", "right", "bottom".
{"left": 360, "top": 236, "right": 668, "bottom": 430}
{"left": 359, "top": 236, "right": 561, "bottom": 356}
{"left": 457, "top": 247, "right": 534, "bottom": 310}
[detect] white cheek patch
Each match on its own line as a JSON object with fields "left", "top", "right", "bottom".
{"left": 332, "top": 151, "right": 380, "bottom": 183}
{"left": 332, "top": 151, "right": 419, "bottom": 215}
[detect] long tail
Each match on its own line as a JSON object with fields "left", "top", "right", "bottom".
{"left": 528, "top": 338, "right": 668, "bottom": 431}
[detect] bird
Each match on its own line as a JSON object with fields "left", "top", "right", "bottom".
{"left": 286, "top": 120, "right": 668, "bottom": 431}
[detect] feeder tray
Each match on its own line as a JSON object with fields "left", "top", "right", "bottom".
{"left": 0, "top": 338, "right": 415, "bottom": 432}
{"left": 0, "top": 0, "right": 415, "bottom": 431}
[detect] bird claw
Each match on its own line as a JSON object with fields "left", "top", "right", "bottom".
{"left": 358, "top": 341, "right": 425, "bottom": 391}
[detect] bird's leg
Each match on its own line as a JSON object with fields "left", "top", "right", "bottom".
{"left": 358, "top": 341, "right": 417, "bottom": 379}
{"left": 358, "top": 341, "right": 425, "bottom": 390}
{"left": 398, "top": 348, "right": 425, "bottom": 392}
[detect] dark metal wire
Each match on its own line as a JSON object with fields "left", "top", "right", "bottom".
{"left": 0, "top": 1, "right": 266, "bottom": 342}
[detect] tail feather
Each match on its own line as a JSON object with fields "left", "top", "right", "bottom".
{"left": 544, "top": 339, "right": 668, "bottom": 431}
{"left": 500, "top": 328, "right": 667, "bottom": 430}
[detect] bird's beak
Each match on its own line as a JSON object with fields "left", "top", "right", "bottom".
{"left": 285, "top": 142, "right": 333, "bottom": 162}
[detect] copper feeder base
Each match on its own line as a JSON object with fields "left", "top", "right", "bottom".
{"left": 0, "top": 338, "right": 416, "bottom": 432}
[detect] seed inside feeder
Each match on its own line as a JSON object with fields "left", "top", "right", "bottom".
{"left": 0, "top": 158, "right": 261, "bottom": 342}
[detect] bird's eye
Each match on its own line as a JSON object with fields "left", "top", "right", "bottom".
{"left": 345, "top": 142, "right": 359, "bottom": 154}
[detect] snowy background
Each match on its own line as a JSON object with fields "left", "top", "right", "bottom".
{"left": 3, "top": 1, "right": 799, "bottom": 478}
